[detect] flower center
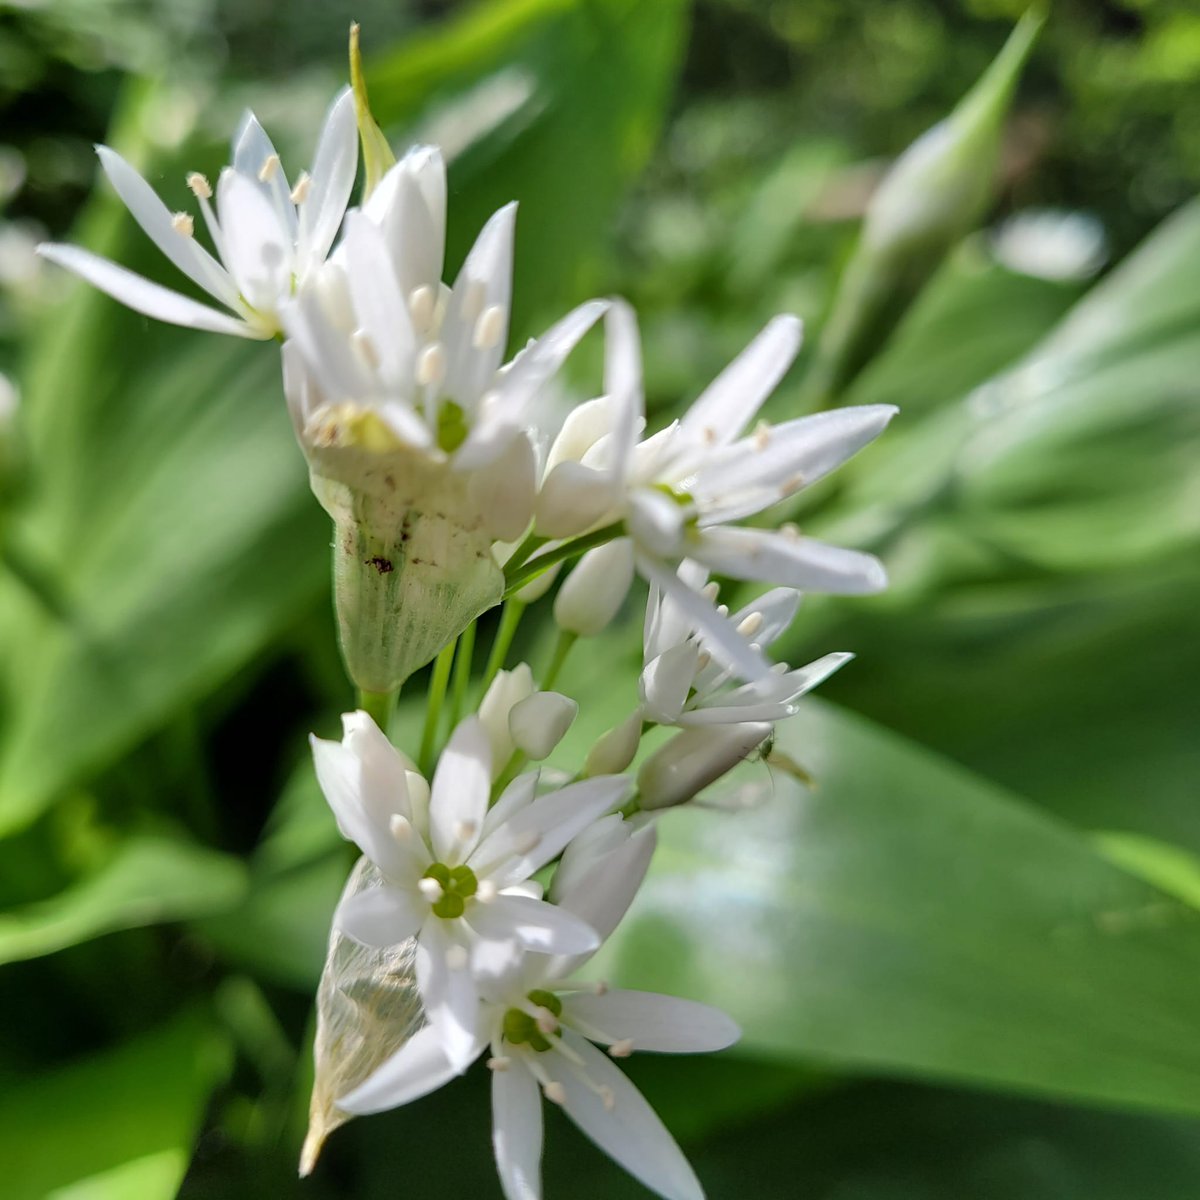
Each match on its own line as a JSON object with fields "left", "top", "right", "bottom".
{"left": 502, "top": 989, "right": 563, "bottom": 1053}
{"left": 436, "top": 400, "right": 469, "bottom": 453}
{"left": 423, "top": 862, "right": 478, "bottom": 918}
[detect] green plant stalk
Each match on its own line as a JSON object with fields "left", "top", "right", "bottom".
{"left": 420, "top": 641, "right": 457, "bottom": 775}
{"left": 502, "top": 522, "right": 624, "bottom": 595}
{"left": 481, "top": 599, "right": 526, "bottom": 694}
{"left": 357, "top": 687, "right": 397, "bottom": 731}
{"left": 448, "top": 621, "right": 476, "bottom": 729}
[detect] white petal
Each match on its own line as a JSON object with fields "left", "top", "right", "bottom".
{"left": 543, "top": 395, "right": 615, "bottom": 476}
{"left": 429, "top": 715, "right": 492, "bottom": 863}
{"left": 37, "top": 244, "right": 255, "bottom": 337}
{"left": 639, "top": 642, "right": 701, "bottom": 726}
{"left": 337, "top": 1024, "right": 465, "bottom": 1115}
{"left": 481, "top": 771, "right": 539, "bottom": 839}
{"left": 299, "top": 86, "right": 357, "bottom": 268}
{"left": 470, "top": 432, "right": 537, "bottom": 542}
{"left": 643, "top": 560, "right": 708, "bottom": 662}
{"left": 691, "top": 526, "right": 888, "bottom": 594}
{"left": 628, "top": 489, "right": 686, "bottom": 557}
{"left": 335, "top": 884, "right": 424, "bottom": 947}
{"left": 467, "top": 894, "right": 599, "bottom": 955}
{"left": 416, "top": 921, "right": 483, "bottom": 1073}
{"left": 724, "top": 586, "right": 801, "bottom": 653}
{"left": 442, "top": 202, "right": 517, "bottom": 407}
{"left": 231, "top": 109, "right": 296, "bottom": 238}
{"left": 637, "top": 553, "right": 771, "bottom": 682}
{"left": 366, "top": 146, "right": 447, "bottom": 297}
{"left": 478, "top": 665, "right": 535, "bottom": 781}
{"left": 677, "top": 313, "right": 802, "bottom": 450}
{"left": 565, "top": 990, "right": 740, "bottom": 1054}
{"left": 600, "top": 299, "right": 643, "bottom": 485}
{"left": 340, "top": 710, "right": 416, "bottom": 827}
{"left": 281, "top": 275, "right": 374, "bottom": 400}
{"left": 217, "top": 168, "right": 293, "bottom": 313}
{"left": 553, "top": 539, "right": 634, "bottom": 637}
{"left": 343, "top": 211, "right": 417, "bottom": 389}
{"left": 556, "top": 1032, "right": 703, "bottom": 1200}
{"left": 535, "top": 461, "right": 618, "bottom": 540}
{"left": 470, "top": 775, "right": 629, "bottom": 886}
{"left": 637, "top": 722, "right": 771, "bottom": 811}
{"left": 94, "top": 146, "right": 240, "bottom": 307}
{"left": 509, "top": 692, "right": 578, "bottom": 761}
{"left": 492, "top": 1056, "right": 544, "bottom": 1200}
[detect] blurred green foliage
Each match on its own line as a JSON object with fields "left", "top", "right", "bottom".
{"left": 1, "top": 0, "right": 1199, "bottom": 1198}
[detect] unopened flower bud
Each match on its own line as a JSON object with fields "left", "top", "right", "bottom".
{"left": 584, "top": 709, "right": 643, "bottom": 776}
{"left": 637, "top": 722, "right": 772, "bottom": 811}
{"left": 553, "top": 539, "right": 634, "bottom": 636}
{"left": 535, "top": 462, "right": 616, "bottom": 540}
{"left": 509, "top": 691, "right": 578, "bottom": 761}
{"left": 478, "top": 663, "right": 535, "bottom": 776}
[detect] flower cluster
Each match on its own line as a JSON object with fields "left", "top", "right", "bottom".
{"left": 38, "top": 32, "right": 894, "bottom": 1200}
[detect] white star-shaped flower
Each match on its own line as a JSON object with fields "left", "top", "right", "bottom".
{"left": 38, "top": 88, "right": 358, "bottom": 339}
{"left": 312, "top": 711, "right": 629, "bottom": 1070}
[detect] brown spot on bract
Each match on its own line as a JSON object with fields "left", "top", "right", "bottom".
{"left": 367, "top": 556, "right": 394, "bottom": 574}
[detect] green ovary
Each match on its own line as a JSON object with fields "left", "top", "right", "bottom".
{"left": 502, "top": 990, "right": 564, "bottom": 1053}
{"left": 423, "top": 862, "right": 478, "bottom": 919}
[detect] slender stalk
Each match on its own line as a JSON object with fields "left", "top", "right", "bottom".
{"left": 502, "top": 522, "right": 624, "bottom": 596}
{"left": 491, "top": 749, "right": 527, "bottom": 799}
{"left": 448, "top": 621, "right": 476, "bottom": 729}
{"left": 480, "top": 599, "right": 526, "bottom": 693}
{"left": 501, "top": 530, "right": 549, "bottom": 576}
{"left": 541, "top": 630, "right": 578, "bottom": 692}
{"left": 419, "top": 641, "right": 456, "bottom": 775}
{"left": 357, "top": 687, "right": 398, "bottom": 731}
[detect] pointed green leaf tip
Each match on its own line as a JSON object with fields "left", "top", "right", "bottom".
{"left": 349, "top": 22, "right": 395, "bottom": 201}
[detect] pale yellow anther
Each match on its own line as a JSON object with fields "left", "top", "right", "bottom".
{"left": 593, "top": 980, "right": 609, "bottom": 995}
{"left": 780, "top": 473, "right": 805, "bottom": 497}
{"left": 599, "top": 1085, "right": 616, "bottom": 1112}
{"left": 473, "top": 305, "right": 507, "bottom": 351}
{"left": 608, "top": 1039, "right": 634, "bottom": 1059}
{"left": 754, "top": 421, "right": 772, "bottom": 449}
{"left": 389, "top": 814, "right": 412, "bottom": 841}
{"left": 408, "top": 286, "right": 436, "bottom": 334}
{"left": 486, "top": 1056, "right": 511, "bottom": 1071}
{"left": 352, "top": 329, "right": 380, "bottom": 370}
{"left": 696, "top": 650, "right": 712, "bottom": 671}
{"left": 290, "top": 171, "right": 312, "bottom": 204}
{"left": 416, "top": 343, "right": 446, "bottom": 389}
{"left": 543, "top": 1082, "right": 567, "bottom": 1105}
{"left": 186, "top": 171, "right": 212, "bottom": 199}
{"left": 171, "top": 212, "right": 194, "bottom": 237}
{"left": 258, "top": 153, "right": 281, "bottom": 183}
{"left": 701, "top": 582, "right": 720, "bottom": 603}
{"left": 475, "top": 880, "right": 498, "bottom": 903}
{"left": 702, "top": 426, "right": 717, "bottom": 444}
{"left": 738, "top": 611, "right": 764, "bottom": 638}
{"left": 716, "top": 603, "right": 729, "bottom": 618}
{"left": 454, "top": 819, "right": 478, "bottom": 843}
{"left": 417, "top": 877, "right": 443, "bottom": 903}
{"left": 781, "top": 522, "right": 802, "bottom": 541}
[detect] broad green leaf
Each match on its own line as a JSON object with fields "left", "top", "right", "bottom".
{"left": 589, "top": 700, "right": 1200, "bottom": 1116}
{"left": 1096, "top": 832, "right": 1200, "bottom": 911}
{"left": 0, "top": 1009, "right": 230, "bottom": 1200}
{"left": 0, "top": 833, "right": 246, "bottom": 964}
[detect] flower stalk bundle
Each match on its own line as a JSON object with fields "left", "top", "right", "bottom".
{"left": 38, "top": 26, "right": 900, "bottom": 1200}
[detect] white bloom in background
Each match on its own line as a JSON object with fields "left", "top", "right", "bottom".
{"left": 478, "top": 664, "right": 536, "bottom": 777}
{"left": 533, "top": 301, "right": 895, "bottom": 679}
{"left": 38, "top": 88, "right": 358, "bottom": 339}
{"left": 312, "top": 710, "right": 628, "bottom": 1069}
{"left": 339, "top": 814, "right": 736, "bottom": 1200}
{"left": 509, "top": 691, "right": 578, "bottom": 762}
{"left": 991, "top": 208, "right": 1108, "bottom": 283}
{"left": 641, "top": 562, "right": 851, "bottom": 726}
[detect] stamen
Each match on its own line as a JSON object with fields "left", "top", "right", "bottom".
{"left": 351, "top": 329, "right": 380, "bottom": 370}
{"left": 696, "top": 650, "right": 712, "bottom": 671}
{"left": 171, "top": 212, "right": 194, "bottom": 237}
{"left": 701, "top": 426, "right": 717, "bottom": 445}
{"left": 781, "top": 522, "right": 802, "bottom": 541}
{"left": 416, "top": 343, "right": 446, "bottom": 389}
{"left": 186, "top": 172, "right": 212, "bottom": 199}
{"left": 542, "top": 1082, "right": 567, "bottom": 1106}
{"left": 475, "top": 879, "right": 498, "bottom": 903}
{"left": 445, "top": 944, "right": 469, "bottom": 971}
{"left": 534, "top": 1007, "right": 559, "bottom": 1035}
{"left": 593, "top": 980, "right": 609, "bottom": 995}
{"left": 454, "top": 819, "right": 478, "bottom": 843}
{"left": 780, "top": 473, "right": 805, "bottom": 497}
{"left": 487, "top": 1056, "right": 511, "bottom": 1071}
{"left": 716, "top": 604, "right": 729, "bottom": 618}
{"left": 408, "top": 286, "right": 436, "bottom": 334}
{"left": 772, "top": 662, "right": 789, "bottom": 675}
{"left": 701, "top": 582, "right": 720, "bottom": 603}
{"left": 747, "top": 641, "right": 762, "bottom": 655}
{"left": 389, "top": 814, "right": 412, "bottom": 841}
{"left": 417, "top": 877, "right": 443, "bottom": 903}
{"left": 460, "top": 279, "right": 486, "bottom": 322}
{"left": 599, "top": 1085, "right": 616, "bottom": 1112}
{"left": 472, "top": 304, "right": 507, "bottom": 350}
{"left": 737, "top": 611, "right": 764, "bottom": 638}
{"left": 608, "top": 1039, "right": 634, "bottom": 1059}
{"left": 754, "top": 421, "right": 772, "bottom": 449}
{"left": 290, "top": 171, "right": 312, "bottom": 204}
{"left": 258, "top": 153, "right": 281, "bottom": 182}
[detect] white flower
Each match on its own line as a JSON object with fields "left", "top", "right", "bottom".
{"left": 532, "top": 302, "right": 894, "bottom": 677}
{"left": 991, "top": 208, "right": 1107, "bottom": 282}
{"left": 312, "top": 710, "right": 629, "bottom": 1069}
{"left": 339, "top": 816, "right": 738, "bottom": 1200}
{"left": 641, "top": 562, "right": 851, "bottom": 726}
{"left": 637, "top": 721, "right": 772, "bottom": 811}
{"left": 38, "top": 88, "right": 358, "bottom": 339}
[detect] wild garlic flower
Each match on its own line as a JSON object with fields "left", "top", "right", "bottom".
{"left": 38, "top": 89, "right": 357, "bottom": 339}
{"left": 337, "top": 812, "right": 736, "bottom": 1200}
{"left": 640, "top": 562, "right": 851, "bottom": 726}
{"left": 532, "top": 301, "right": 894, "bottom": 679}
{"left": 312, "top": 710, "right": 628, "bottom": 1070}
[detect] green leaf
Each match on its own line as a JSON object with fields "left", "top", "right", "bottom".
{"left": 0, "top": 1009, "right": 230, "bottom": 1200}
{"left": 1096, "top": 832, "right": 1200, "bottom": 912}
{"left": 0, "top": 833, "right": 246, "bottom": 965}
{"left": 590, "top": 700, "right": 1200, "bottom": 1116}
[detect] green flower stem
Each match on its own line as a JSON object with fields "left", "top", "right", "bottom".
{"left": 491, "top": 749, "right": 528, "bottom": 801}
{"left": 419, "top": 640, "right": 457, "bottom": 776}
{"left": 448, "top": 621, "right": 476, "bottom": 729}
{"left": 481, "top": 599, "right": 526, "bottom": 694}
{"left": 502, "top": 522, "right": 624, "bottom": 596}
{"left": 541, "top": 630, "right": 578, "bottom": 693}
{"left": 357, "top": 687, "right": 398, "bottom": 731}
{"left": 502, "top": 530, "right": 549, "bottom": 577}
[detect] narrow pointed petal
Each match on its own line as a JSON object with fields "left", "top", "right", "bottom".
{"left": 628, "top": 489, "right": 686, "bottom": 557}
{"left": 565, "top": 990, "right": 740, "bottom": 1054}
{"left": 640, "top": 642, "right": 702, "bottom": 725}
{"left": 725, "top": 586, "right": 801, "bottom": 652}
{"left": 335, "top": 884, "right": 424, "bottom": 947}
{"left": 643, "top": 561, "right": 708, "bottom": 663}
{"left": 281, "top": 279, "right": 374, "bottom": 398}
{"left": 677, "top": 314, "right": 802, "bottom": 450}
{"left": 343, "top": 210, "right": 417, "bottom": 388}
{"left": 339, "top": 710, "right": 417, "bottom": 828}
{"left": 556, "top": 1032, "right": 703, "bottom": 1200}
{"left": 470, "top": 432, "right": 537, "bottom": 542}
{"left": 470, "top": 775, "right": 629, "bottom": 886}
{"left": 94, "top": 146, "right": 240, "bottom": 308}
{"left": 429, "top": 716, "right": 492, "bottom": 863}
{"left": 691, "top": 526, "right": 888, "bottom": 594}
{"left": 232, "top": 109, "right": 297, "bottom": 237}
{"left": 416, "top": 921, "right": 484, "bottom": 1073}
{"left": 366, "top": 146, "right": 447, "bottom": 296}
{"left": 601, "top": 299, "right": 644, "bottom": 485}
{"left": 468, "top": 894, "right": 599, "bottom": 955}
{"left": 481, "top": 772, "right": 540, "bottom": 840}
{"left": 637, "top": 553, "right": 771, "bottom": 681}
{"left": 37, "top": 244, "right": 256, "bottom": 337}
{"left": 534, "top": 461, "right": 617, "bottom": 540}
{"left": 300, "top": 86, "right": 358, "bottom": 266}
{"left": 217, "top": 169, "right": 293, "bottom": 313}
{"left": 337, "top": 1024, "right": 465, "bottom": 1115}
{"left": 492, "top": 1057, "right": 544, "bottom": 1200}
{"left": 441, "top": 202, "right": 517, "bottom": 407}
